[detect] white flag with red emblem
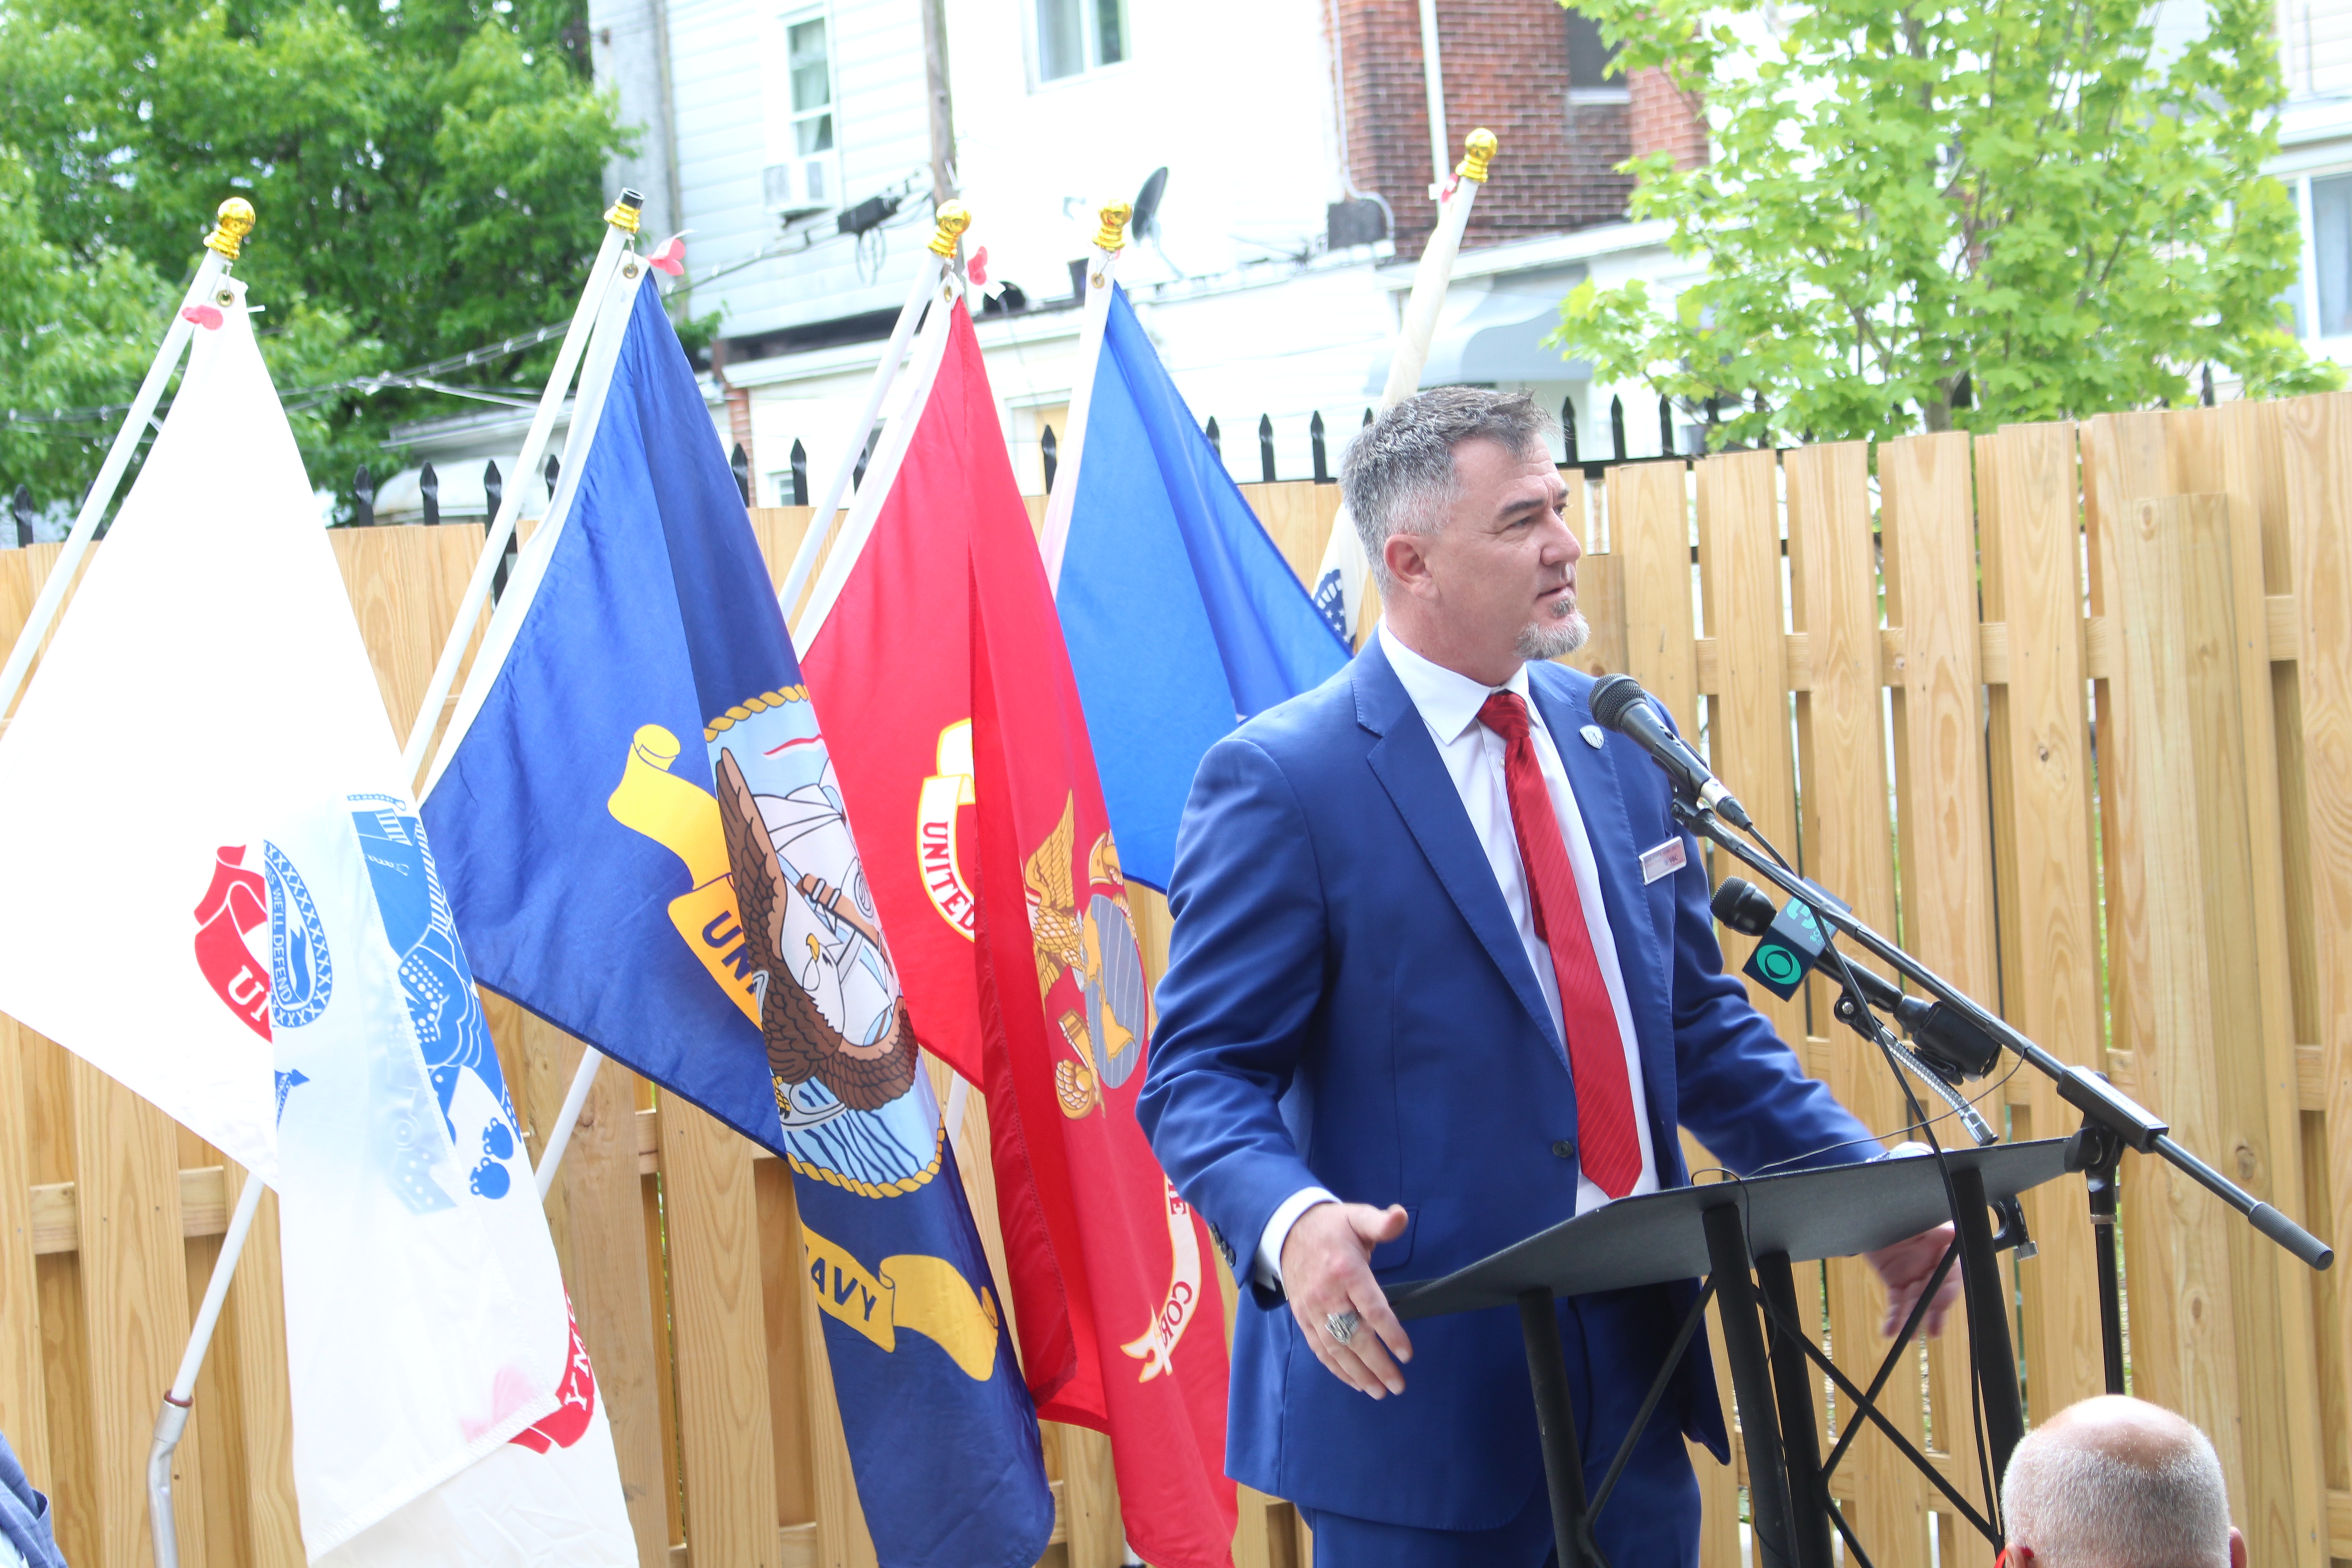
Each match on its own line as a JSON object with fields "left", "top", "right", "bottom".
{"left": 0, "top": 279, "right": 634, "bottom": 1564}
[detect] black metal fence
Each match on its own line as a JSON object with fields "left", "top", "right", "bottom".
{"left": 5, "top": 397, "right": 1711, "bottom": 552}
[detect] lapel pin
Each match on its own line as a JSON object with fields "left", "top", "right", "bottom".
{"left": 1580, "top": 724, "right": 1605, "bottom": 750}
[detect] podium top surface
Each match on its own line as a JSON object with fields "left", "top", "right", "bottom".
{"left": 1389, "top": 1138, "right": 2072, "bottom": 1321}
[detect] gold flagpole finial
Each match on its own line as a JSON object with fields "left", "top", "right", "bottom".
{"left": 928, "top": 201, "right": 973, "bottom": 258}
{"left": 604, "top": 189, "right": 645, "bottom": 234}
{"left": 1093, "top": 201, "right": 1133, "bottom": 254}
{"left": 204, "top": 197, "right": 256, "bottom": 261}
{"left": 1457, "top": 129, "right": 1499, "bottom": 183}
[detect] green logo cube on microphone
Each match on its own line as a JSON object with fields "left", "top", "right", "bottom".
{"left": 1741, "top": 897, "right": 1826, "bottom": 1000}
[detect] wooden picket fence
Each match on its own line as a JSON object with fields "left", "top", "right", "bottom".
{"left": 5, "top": 396, "right": 2352, "bottom": 1568}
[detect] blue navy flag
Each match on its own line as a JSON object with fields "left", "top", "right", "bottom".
{"left": 1050, "top": 284, "right": 1351, "bottom": 891}
{"left": 420, "top": 277, "right": 1054, "bottom": 1568}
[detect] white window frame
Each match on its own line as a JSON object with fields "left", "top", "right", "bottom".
{"left": 779, "top": 4, "right": 837, "bottom": 160}
{"left": 1027, "top": 0, "right": 1131, "bottom": 90}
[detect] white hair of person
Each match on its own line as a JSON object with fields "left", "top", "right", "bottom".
{"left": 1340, "top": 388, "right": 1555, "bottom": 593}
{"left": 2002, "top": 1411, "right": 2231, "bottom": 1568}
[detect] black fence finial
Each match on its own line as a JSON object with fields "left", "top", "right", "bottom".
{"left": 353, "top": 463, "right": 375, "bottom": 528}
{"left": 1041, "top": 425, "right": 1059, "bottom": 492}
{"left": 482, "top": 461, "right": 504, "bottom": 536}
{"left": 1204, "top": 416, "right": 1222, "bottom": 459}
{"left": 728, "top": 442, "right": 750, "bottom": 505}
{"left": 1658, "top": 395, "right": 1675, "bottom": 459}
{"left": 420, "top": 462, "right": 440, "bottom": 527}
{"left": 789, "top": 438, "right": 809, "bottom": 506}
{"left": 1258, "top": 414, "right": 1276, "bottom": 485}
{"left": 1561, "top": 397, "right": 1579, "bottom": 466}
{"left": 11, "top": 485, "right": 33, "bottom": 548}
{"left": 1609, "top": 396, "right": 1627, "bottom": 464}
{"left": 1310, "top": 411, "right": 1331, "bottom": 484}
{"left": 545, "top": 453, "right": 563, "bottom": 496}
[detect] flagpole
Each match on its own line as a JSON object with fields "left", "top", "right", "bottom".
{"left": 773, "top": 201, "right": 969, "bottom": 621}
{"left": 1311, "top": 127, "right": 1497, "bottom": 648}
{"left": 534, "top": 1045, "right": 605, "bottom": 1199}
{"left": 0, "top": 198, "right": 254, "bottom": 725}
{"left": 1037, "top": 201, "right": 1132, "bottom": 590}
{"left": 148, "top": 1173, "right": 265, "bottom": 1568}
{"left": 395, "top": 190, "right": 646, "bottom": 787}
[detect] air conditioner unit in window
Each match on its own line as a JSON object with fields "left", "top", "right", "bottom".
{"left": 763, "top": 153, "right": 838, "bottom": 217}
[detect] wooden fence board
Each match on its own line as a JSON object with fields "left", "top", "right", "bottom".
{"left": 2214, "top": 402, "right": 2332, "bottom": 1567}
{"left": 70, "top": 1053, "right": 205, "bottom": 1566}
{"left": 0, "top": 1019, "right": 47, "bottom": 1489}
{"left": 1879, "top": 430, "right": 1999, "bottom": 1525}
{"left": 2112, "top": 494, "right": 2267, "bottom": 1526}
{"left": 662, "top": 1095, "right": 782, "bottom": 1568}
{"left": 2282, "top": 392, "right": 2352, "bottom": 1552}
{"left": 1973, "top": 425, "right": 2108, "bottom": 1424}
{"left": 1785, "top": 438, "right": 1929, "bottom": 1565}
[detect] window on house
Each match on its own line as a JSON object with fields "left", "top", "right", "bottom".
{"left": 786, "top": 11, "right": 833, "bottom": 156}
{"left": 1565, "top": 6, "right": 1623, "bottom": 98}
{"left": 2314, "top": 172, "right": 2352, "bottom": 337}
{"left": 1036, "top": 0, "right": 1126, "bottom": 82}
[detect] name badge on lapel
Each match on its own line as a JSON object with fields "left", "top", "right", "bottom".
{"left": 1638, "top": 837, "right": 1687, "bottom": 886}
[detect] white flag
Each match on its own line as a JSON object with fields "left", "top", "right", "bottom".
{"left": 0, "top": 279, "right": 634, "bottom": 1565}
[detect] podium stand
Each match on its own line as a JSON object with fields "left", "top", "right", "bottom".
{"left": 1387, "top": 1139, "right": 2074, "bottom": 1568}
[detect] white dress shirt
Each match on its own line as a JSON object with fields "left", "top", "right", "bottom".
{"left": 1254, "top": 622, "right": 1661, "bottom": 1289}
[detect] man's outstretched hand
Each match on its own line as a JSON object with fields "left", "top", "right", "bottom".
{"left": 1866, "top": 1222, "right": 1963, "bottom": 1339}
{"left": 1281, "top": 1201, "right": 1415, "bottom": 1398}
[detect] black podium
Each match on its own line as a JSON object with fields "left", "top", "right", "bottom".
{"left": 1387, "top": 1140, "right": 2074, "bottom": 1568}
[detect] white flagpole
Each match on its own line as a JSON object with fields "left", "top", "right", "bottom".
{"left": 1038, "top": 201, "right": 1133, "bottom": 591}
{"left": 0, "top": 198, "right": 253, "bottom": 725}
{"left": 1311, "top": 127, "right": 1498, "bottom": 648}
{"left": 148, "top": 1173, "right": 264, "bottom": 1568}
{"left": 773, "top": 201, "right": 970, "bottom": 620}
{"left": 395, "top": 191, "right": 647, "bottom": 788}
{"left": 146, "top": 197, "right": 644, "bottom": 1566}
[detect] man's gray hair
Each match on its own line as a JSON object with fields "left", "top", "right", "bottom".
{"left": 1341, "top": 388, "right": 1554, "bottom": 590}
{"left": 2003, "top": 1402, "right": 2231, "bottom": 1568}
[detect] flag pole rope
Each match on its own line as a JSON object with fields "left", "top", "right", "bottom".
{"left": 1037, "top": 201, "right": 1133, "bottom": 592}
{"left": 1313, "top": 128, "right": 1497, "bottom": 648}
{"left": 772, "top": 201, "right": 967, "bottom": 622}
{"left": 0, "top": 199, "right": 253, "bottom": 725}
{"left": 148, "top": 1171, "right": 267, "bottom": 1568}
{"left": 396, "top": 191, "right": 646, "bottom": 788}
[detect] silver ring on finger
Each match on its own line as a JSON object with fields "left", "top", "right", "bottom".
{"left": 1326, "top": 1309, "right": 1360, "bottom": 1345}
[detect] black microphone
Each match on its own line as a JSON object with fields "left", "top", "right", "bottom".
{"left": 1587, "top": 674, "right": 1753, "bottom": 829}
{"left": 1710, "top": 876, "right": 2002, "bottom": 1080}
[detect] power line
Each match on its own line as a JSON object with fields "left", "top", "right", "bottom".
{"left": 4, "top": 183, "right": 935, "bottom": 431}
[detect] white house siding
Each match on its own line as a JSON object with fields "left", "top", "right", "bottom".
{"left": 945, "top": 0, "right": 1346, "bottom": 301}
{"left": 667, "top": 0, "right": 931, "bottom": 343}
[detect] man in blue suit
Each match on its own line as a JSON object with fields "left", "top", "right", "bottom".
{"left": 1137, "top": 390, "right": 1958, "bottom": 1567}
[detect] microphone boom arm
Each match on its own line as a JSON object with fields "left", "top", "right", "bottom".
{"left": 1670, "top": 797, "right": 2333, "bottom": 1272}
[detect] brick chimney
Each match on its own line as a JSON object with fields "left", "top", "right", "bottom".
{"left": 1332, "top": 0, "right": 1637, "bottom": 260}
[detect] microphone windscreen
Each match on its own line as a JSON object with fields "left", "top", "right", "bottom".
{"left": 1710, "top": 877, "right": 1779, "bottom": 937}
{"left": 1587, "top": 674, "right": 1650, "bottom": 733}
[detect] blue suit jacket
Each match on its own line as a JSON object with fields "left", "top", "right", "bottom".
{"left": 1136, "top": 641, "right": 1877, "bottom": 1531}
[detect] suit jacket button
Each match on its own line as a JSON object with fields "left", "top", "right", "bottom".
{"left": 1551, "top": 1139, "right": 1577, "bottom": 1160}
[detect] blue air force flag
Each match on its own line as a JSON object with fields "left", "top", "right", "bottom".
{"left": 419, "top": 274, "right": 1053, "bottom": 1568}
{"left": 1049, "top": 284, "right": 1350, "bottom": 891}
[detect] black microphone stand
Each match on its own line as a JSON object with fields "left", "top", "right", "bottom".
{"left": 1669, "top": 797, "right": 2335, "bottom": 1401}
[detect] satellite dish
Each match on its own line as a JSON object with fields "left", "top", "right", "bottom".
{"left": 1132, "top": 167, "right": 1169, "bottom": 241}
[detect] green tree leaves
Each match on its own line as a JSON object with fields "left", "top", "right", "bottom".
{"left": 1554, "top": 0, "right": 2342, "bottom": 446}
{"left": 0, "top": 0, "right": 626, "bottom": 509}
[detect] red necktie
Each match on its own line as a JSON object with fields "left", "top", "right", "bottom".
{"left": 1477, "top": 691, "right": 1642, "bottom": 1198}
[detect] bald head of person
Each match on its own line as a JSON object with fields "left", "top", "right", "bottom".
{"left": 2002, "top": 1396, "right": 2244, "bottom": 1568}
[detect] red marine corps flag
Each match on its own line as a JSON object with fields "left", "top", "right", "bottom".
{"left": 798, "top": 287, "right": 1235, "bottom": 1568}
